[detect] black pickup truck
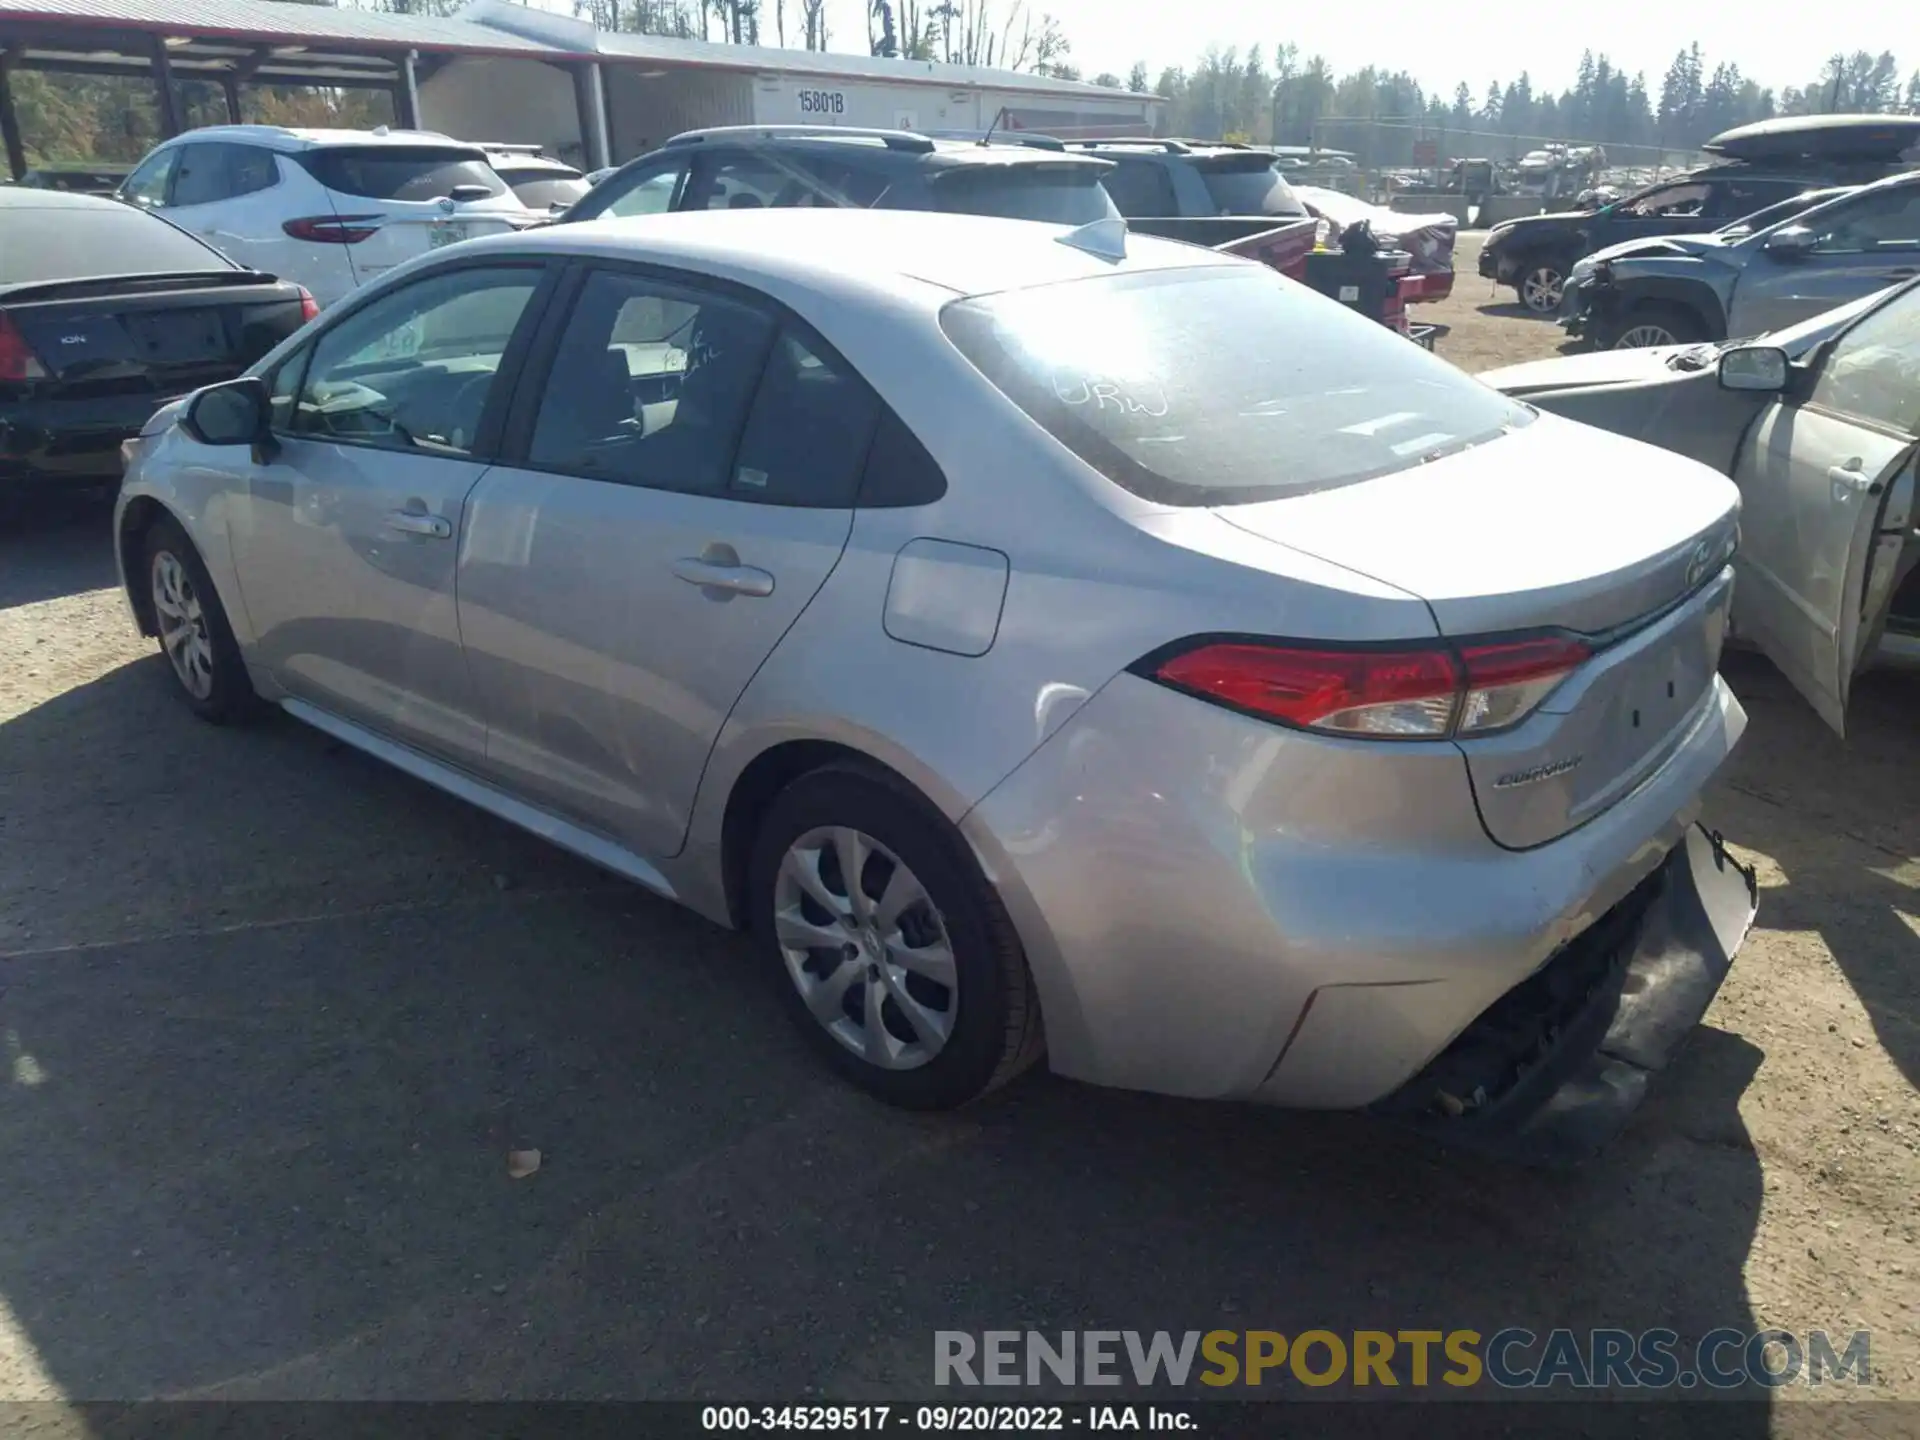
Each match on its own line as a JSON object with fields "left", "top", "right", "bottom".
{"left": 1479, "top": 113, "right": 1920, "bottom": 313}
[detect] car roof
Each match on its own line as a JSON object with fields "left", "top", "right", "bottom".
{"left": 468, "top": 207, "right": 1231, "bottom": 298}
{"left": 0, "top": 186, "right": 131, "bottom": 211}
{"left": 652, "top": 128, "right": 1110, "bottom": 171}
{"left": 151, "top": 125, "right": 484, "bottom": 154}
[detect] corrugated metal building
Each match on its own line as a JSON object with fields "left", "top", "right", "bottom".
{"left": 0, "top": 0, "right": 1161, "bottom": 178}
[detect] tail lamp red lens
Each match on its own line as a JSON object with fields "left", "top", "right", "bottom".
{"left": 282, "top": 215, "right": 381, "bottom": 244}
{"left": 1150, "top": 635, "right": 1590, "bottom": 739}
{"left": 296, "top": 287, "right": 321, "bottom": 322}
{"left": 0, "top": 312, "right": 48, "bottom": 383}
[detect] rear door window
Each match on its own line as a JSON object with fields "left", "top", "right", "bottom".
{"left": 927, "top": 165, "right": 1117, "bottom": 224}
{"left": 729, "top": 325, "right": 882, "bottom": 506}
{"left": 941, "top": 265, "right": 1531, "bottom": 507}
{"left": 525, "top": 268, "right": 775, "bottom": 494}
{"left": 299, "top": 146, "right": 507, "bottom": 202}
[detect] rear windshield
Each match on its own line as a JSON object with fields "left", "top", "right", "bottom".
{"left": 1195, "top": 156, "right": 1307, "bottom": 217}
{"left": 929, "top": 165, "right": 1118, "bottom": 225}
{"left": 0, "top": 204, "right": 229, "bottom": 285}
{"left": 940, "top": 266, "right": 1531, "bottom": 507}
{"left": 298, "top": 146, "right": 507, "bottom": 202}
{"left": 501, "top": 172, "right": 590, "bottom": 209}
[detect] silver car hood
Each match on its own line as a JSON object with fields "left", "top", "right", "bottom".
{"left": 1214, "top": 411, "right": 1739, "bottom": 637}
{"left": 1478, "top": 345, "right": 1696, "bottom": 396}
{"left": 1584, "top": 231, "right": 1733, "bottom": 267}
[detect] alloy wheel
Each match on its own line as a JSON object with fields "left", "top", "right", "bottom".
{"left": 1614, "top": 323, "right": 1678, "bottom": 350}
{"left": 1520, "top": 266, "right": 1564, "bottom": 313}
{"left": 151, "top": 549, "right": 215, "bottom": 700}
{"left": 772, "top": 825, "right": 958, "bottom": 1071}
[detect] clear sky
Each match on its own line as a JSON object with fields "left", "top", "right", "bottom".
{"left": 794, "top": 0, "right": 1904, "bottom": 98}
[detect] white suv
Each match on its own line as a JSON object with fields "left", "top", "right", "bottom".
{"left": 117, "top": 126, "right": 537, "bottom": 307}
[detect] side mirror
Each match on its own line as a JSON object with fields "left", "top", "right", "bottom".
{"left": 182, "top": 376, "right": 270, "bottom": 447}
{"left": 1763, "top": 225, "right": 1817, "bottom": 259}
{"left": 1718, "top": 345, "right": 1790, "bottom": 393}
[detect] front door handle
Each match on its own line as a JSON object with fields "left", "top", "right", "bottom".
{"left": 671, "top": 556, "right": 775, "bottom": 597}
{"left": 1828, "top": 460, "right": 1882, "bottom": 497}
{"left": 385, "top": 509, "right": 452, "bottom": 538}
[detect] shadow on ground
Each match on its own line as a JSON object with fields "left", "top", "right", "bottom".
{"left": 0, "top": 498, "right": 119, "bottom": 611}
{"left": 0, "top": 660, "right": 1778, "bottom": 1416}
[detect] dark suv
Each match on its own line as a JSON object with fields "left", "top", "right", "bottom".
{"left": 1479, "top": 113, "right": 1920, "bottom": 313}
{"left": 557, "top": 125, "right": 1117, "bottom": 228}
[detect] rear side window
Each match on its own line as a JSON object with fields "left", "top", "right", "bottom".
{"left": 941, "top": 266, "right": 1531, "bottom": 507}
{"left": 0, "top": 204, "right": 229, "bottom": 284}
{"left": 729, "top": 326, "right": 882, "bottom": 505}
{"left": 1195, "top": 157, "right": 1307, "bottom": 218}
{"left": 928, "top": 165, "right": 1117, "bottom": 224}
{"left": 299, "top": 146, "right": 507, "bottom": 202}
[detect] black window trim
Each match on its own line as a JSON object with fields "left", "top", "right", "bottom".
{"left": 268, "top": 255, "right": 562, "bottom": 464}
{"left": 495, "top": 255, "right": 944, "bottom": 509}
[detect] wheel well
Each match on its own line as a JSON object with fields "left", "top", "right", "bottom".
{"left": 117, "top": 496, "right": 168, "bottom": 637}
{"left": 718, "top": 739, "right": 935, "bottom": 929}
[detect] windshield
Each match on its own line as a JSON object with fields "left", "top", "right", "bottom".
{"left": 940, "top": 266, "right": 1532, "bottom": 507}
{"left": 297, "top": 146, "right": 508, "bottom": 202}
{"left": 1195, "top": 157, "right": 1307, "bottom": 217}
{"left": 928, "top": 166, "right": 1117, "bottom": 224}
{"left": 0, "top": 203, "right": 231, "bottom": 284}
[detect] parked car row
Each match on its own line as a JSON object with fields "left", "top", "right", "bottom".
{"left": 1479, "top": 113, "right": 1920, "bottom": 315}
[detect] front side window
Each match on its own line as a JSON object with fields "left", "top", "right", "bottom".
{"left": 591, "top": 163, "right": 688, "bottom": 219}
{"left": 121, "top": 148, "right": 178, "bottom": 209}
{"left": 1620, "top": 182, "right": 1709, "bottom": 219}
{"left": 167, "top": 144, "right": 231, "bottom": 207}
{"left": 291, "top": 266, "right": 540, "bottom": 454}
{"left": 685, "top": 152, "right": 816, "bottom": 210}
{"left": 1809, "top": 286, "right": 1920, "bottom": 434}
{"left": 1807, "top": 188, "right": 1920, "bottom": 253}
{"left": 941, "top": 266, "right": 1532, "bottom": 507}
{"left": 526, "top": 268, "right": 774, "bottom": 493}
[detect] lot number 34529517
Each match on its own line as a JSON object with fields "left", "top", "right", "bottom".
{"left": 798, "top": 89, "right": 847, "bottom": 115}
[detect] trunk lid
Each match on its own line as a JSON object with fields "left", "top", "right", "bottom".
{"left": 0, "top": 273, "right": 306, "bottom": 398}
{"left": 1216, "top": 414, "right": 1742, "bottom": 848}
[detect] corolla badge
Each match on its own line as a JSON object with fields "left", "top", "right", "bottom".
{"left": 1493, "top": 755, "right": 1584, "bottom": 789}
{"left": 1684, "top": 538, "right": 1715, "bottom": 589}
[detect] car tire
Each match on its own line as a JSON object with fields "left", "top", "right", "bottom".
{"left": 748, "top": 763, "right": 1044, "bottom": 1110}
{"left": 1515, "top": 260, "right": 1567, "bottom": 314}
{"left": 1603, "top": 303, "right": 1707, "bottom": 350}
{"left": 143, "top": 513, "right": 265, "bottom": 724}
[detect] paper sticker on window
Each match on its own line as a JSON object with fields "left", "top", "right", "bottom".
{"left": 735, "top": 466, "right": 769, "bottom": 489}
{"left": 1338, "top": 285, "right": 1360, "bottom": 303}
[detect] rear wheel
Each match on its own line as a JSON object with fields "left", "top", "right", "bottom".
{"left": 1515, "top": 260, "right": 1566, "bottom": 314}
{"left": 748, "top": 764, "right": 1043, "bottom": 1109}
{"left": 1605, "top": 302, "right": 1707, "bottom": 350}
{"left": 143, "top": 514, "right": 264, "bottom": 724}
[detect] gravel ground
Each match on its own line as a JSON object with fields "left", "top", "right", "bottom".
{"left": 0, "top": 280, "right": 1916, "bottom": 1424}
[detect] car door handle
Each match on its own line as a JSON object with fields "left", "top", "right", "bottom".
{"left": 671, "top": 556, "right": 775, "bottom": 597}
{"left": 385, "top": 509, "right": 452, "bottom": 538}
{"left": 1828, "top": 460, "right": 1882, "bottom": 496}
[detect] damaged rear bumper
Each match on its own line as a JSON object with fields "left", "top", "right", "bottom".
{"left": 1374, "top": 824, "right": 1758, "bottom": 1166}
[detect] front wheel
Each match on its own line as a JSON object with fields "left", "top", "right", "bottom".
{"left": 144, "top": 514, "right": 264, "bottom": 724}
{"left": 748, "top": 765, "right": 1043, "bottom": 1109}
{"left": 1515, "top": 261, "right": 1567, "bottom": 314}
{"left": 1604, "top": 302, "right": 1707, "bottom": 350}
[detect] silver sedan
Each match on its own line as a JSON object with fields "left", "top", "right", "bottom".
{"left": 114, "top": 209, "right": 1758, "bottom": 1163}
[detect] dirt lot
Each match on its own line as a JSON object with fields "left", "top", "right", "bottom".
{"left": 0, "top": 263, "right": 1916, "bottom": 1426}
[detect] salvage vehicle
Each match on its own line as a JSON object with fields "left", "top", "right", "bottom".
{"left": 115, "top": 208, "right": 1757, "bottom": 1163}
{"left": 558, "top": 125, "right": 1118, "bottom": 228}
{"left": 1563, "top": 174, "right": 1918, "bottom": 349}
{"left": 0, "top": 187, "right": 313, "bottom": 510}
{"left": 1482, "top": 279, "right": 1920, "bottom": 731}
{"left": 1479, "top": 114, "right": 1920, "bottom": 313}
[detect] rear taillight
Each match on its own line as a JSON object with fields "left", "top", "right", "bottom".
{"left": 0, "top": 312, "right": 47, "bottom": 383}
{"left": 282, "top": 215, "right": 382, "bottom": 244}
{"left": 296, "top": 287, "right": 321, "bottom": 322}
{"left": 1147, "top": 635, "right": 1590, "bottom": 739}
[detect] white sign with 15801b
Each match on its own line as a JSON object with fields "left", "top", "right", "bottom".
{"left": 797, "top": 88, "right": 847, "bottom": 117}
